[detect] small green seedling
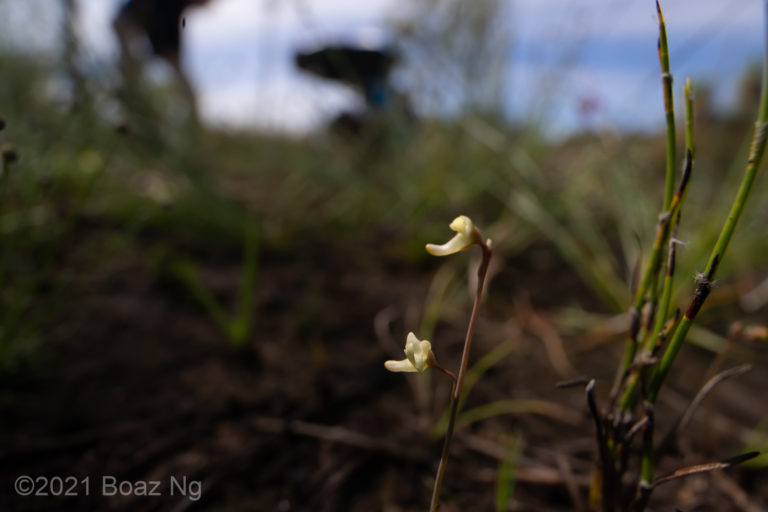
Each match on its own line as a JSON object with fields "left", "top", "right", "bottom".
{"left": 171, "top": 224, "right": 259, "bottom": 349}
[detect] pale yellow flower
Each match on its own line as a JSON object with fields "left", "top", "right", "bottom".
{"left": 384, "top": 332, "right": 436, "bottom": 373}
{"left": 425, "top": 215, "right": 478, "bottom": 256}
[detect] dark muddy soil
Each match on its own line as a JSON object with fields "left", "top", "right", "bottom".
{"left": 1, "top": 228, "right": 767, "bottom": 511}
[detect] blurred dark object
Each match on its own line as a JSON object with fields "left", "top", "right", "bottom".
{"left": 0, "top": 117, "right": 5, "bottom": 132}
{"left": 327, "top": 112, "right": 366, "bottom": 136}
{"left": 1, "top": 143, "right": 18, "bottom": 164}
{"left": 296, "top": 45, "right": 397, "bottom": 109}
{"left": 295, "top": 44, "right": 413, "bottom": 139}
{"left": 114, "top": 120, "right": 132, "bottom": 136}
{"left": 113, "top": 0, "right": 211, "bottom": 125}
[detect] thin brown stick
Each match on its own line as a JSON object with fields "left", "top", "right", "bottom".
{"left": 652, "top": 451, "right": 759, "bottom": 487}
{"left": 555, "top": 451, "right": 585, "bottom": 512}
{"left": 658, "top": 364, "right": 752, "bottom": 455}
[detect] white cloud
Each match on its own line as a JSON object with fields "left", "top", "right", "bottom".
{"left": 76, "top": 0, "right": 122, "bottom": 55}
{"left": 186, "top": 0, "right": 400, "bottom": 48}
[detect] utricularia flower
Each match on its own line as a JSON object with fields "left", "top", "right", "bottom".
{"left": 425, "top": 215, "right": 481, "bottom": 256}
{"left": 384, "top": 332, "right": 437, "bottom": 373}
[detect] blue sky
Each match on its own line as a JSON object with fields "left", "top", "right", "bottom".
{"left": 0, "top": 0, "right": 763, "bottom": 135}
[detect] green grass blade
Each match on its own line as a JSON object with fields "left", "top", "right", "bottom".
{"left": 495, "top": 433, "right": 523, "bottom": 512}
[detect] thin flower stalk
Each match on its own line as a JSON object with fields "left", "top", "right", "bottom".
{"left": 384, "top": 215, "right": 491, "bottom": 511}
{"left": 428, "top": 219, "right": 492, "bottom": 512}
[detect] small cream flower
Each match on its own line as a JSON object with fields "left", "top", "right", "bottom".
{"left": 425, "top": 215, "right": 478, "bottom": 256}
{"left": 384, "top": 332, "right": 436, "bottom": 373}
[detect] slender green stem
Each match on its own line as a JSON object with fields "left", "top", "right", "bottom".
{"left": 615, "top": 151, "right": 691, "bottom": 408}
{"left": 652, "top": 257, "right": 674, "bottom": 345}
{"left": 650, "top": 166, "right": 689, "bottom": 344}
{"left": 647, "top": 0, "right": 768, "bottom": 404}
{"left": 657, "top": 0, "right": 677, "bottom": 211}
{"left": 639, "top": 403, "right": 655, "bottom": 487}
{"left": 619, "top": 148, "right": 693, "bottom": 413}
{"left": 649, "top": 78, "right": 691, "bottom": 345}
{"left": 651, "top": 74, "right": 696, "bottom": 346}
{"left": 614, "top": 221, "right": 667, "bottom": 396}
{"left": 631, "top": 402, "right": 655, "bottom": 512}
{"left": 430, "top": 239, "right": 492, "bottom": 512}
{"left": 614, "top": 0, "right": 678, "bottom": 390}
{"left": 684, "top": 77, "right": 695, "bottom": 160}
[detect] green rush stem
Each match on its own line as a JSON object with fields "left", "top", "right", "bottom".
{"left": 652, "top": 274, "right": 673, "bottom": 349}
{"left": 615, "top": 224, "right": 666, "bottom": 392}
{"left": 647, "top": 0, "right": 768, "bottom": 405}
{"left": 634, "top": 403, "right": 656, "bottom": 512}
{"left": 650, "top": 174, "right": 687, "bottom": 348}
{"left": 614, "top": 191, "right": 682, "bottom": 399}
{"left": 658, "top": 0, "right": 677, "bottom": 211}
{"left": 614, "top": 1, "right": 677, "bottom": 390}
{"left": 430, "top": 240, "right": 492, "bottom": 512}
{"left": 616, "top": 321, "right": 640, "bottom": 397}
{"left": 639, "top": 408, "right": 655, "bottom": 489}
{"left": 647, "top": 78, "right": 692, "bottom": 346}
{"left": 619, "top": 136, "right": 693, "bottom": 410}
{"left": 617, "top": 180, "right": 688, "bottom": 410}
{"left": 685, "top": 77, "right": 695, "bottom": 160}
{"left": 652, "top": 76, "right": 695, "bottom": 344}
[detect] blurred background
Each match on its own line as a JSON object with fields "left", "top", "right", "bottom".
{"left": 2, "top": 0, "right": 765, "bottom": 134}
{"left": 1, "top": 0, "right": 767, "bottom": 510}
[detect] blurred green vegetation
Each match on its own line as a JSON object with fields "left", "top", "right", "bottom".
{"left": 1, "top": 40, "right": 767, "bottom": 375}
